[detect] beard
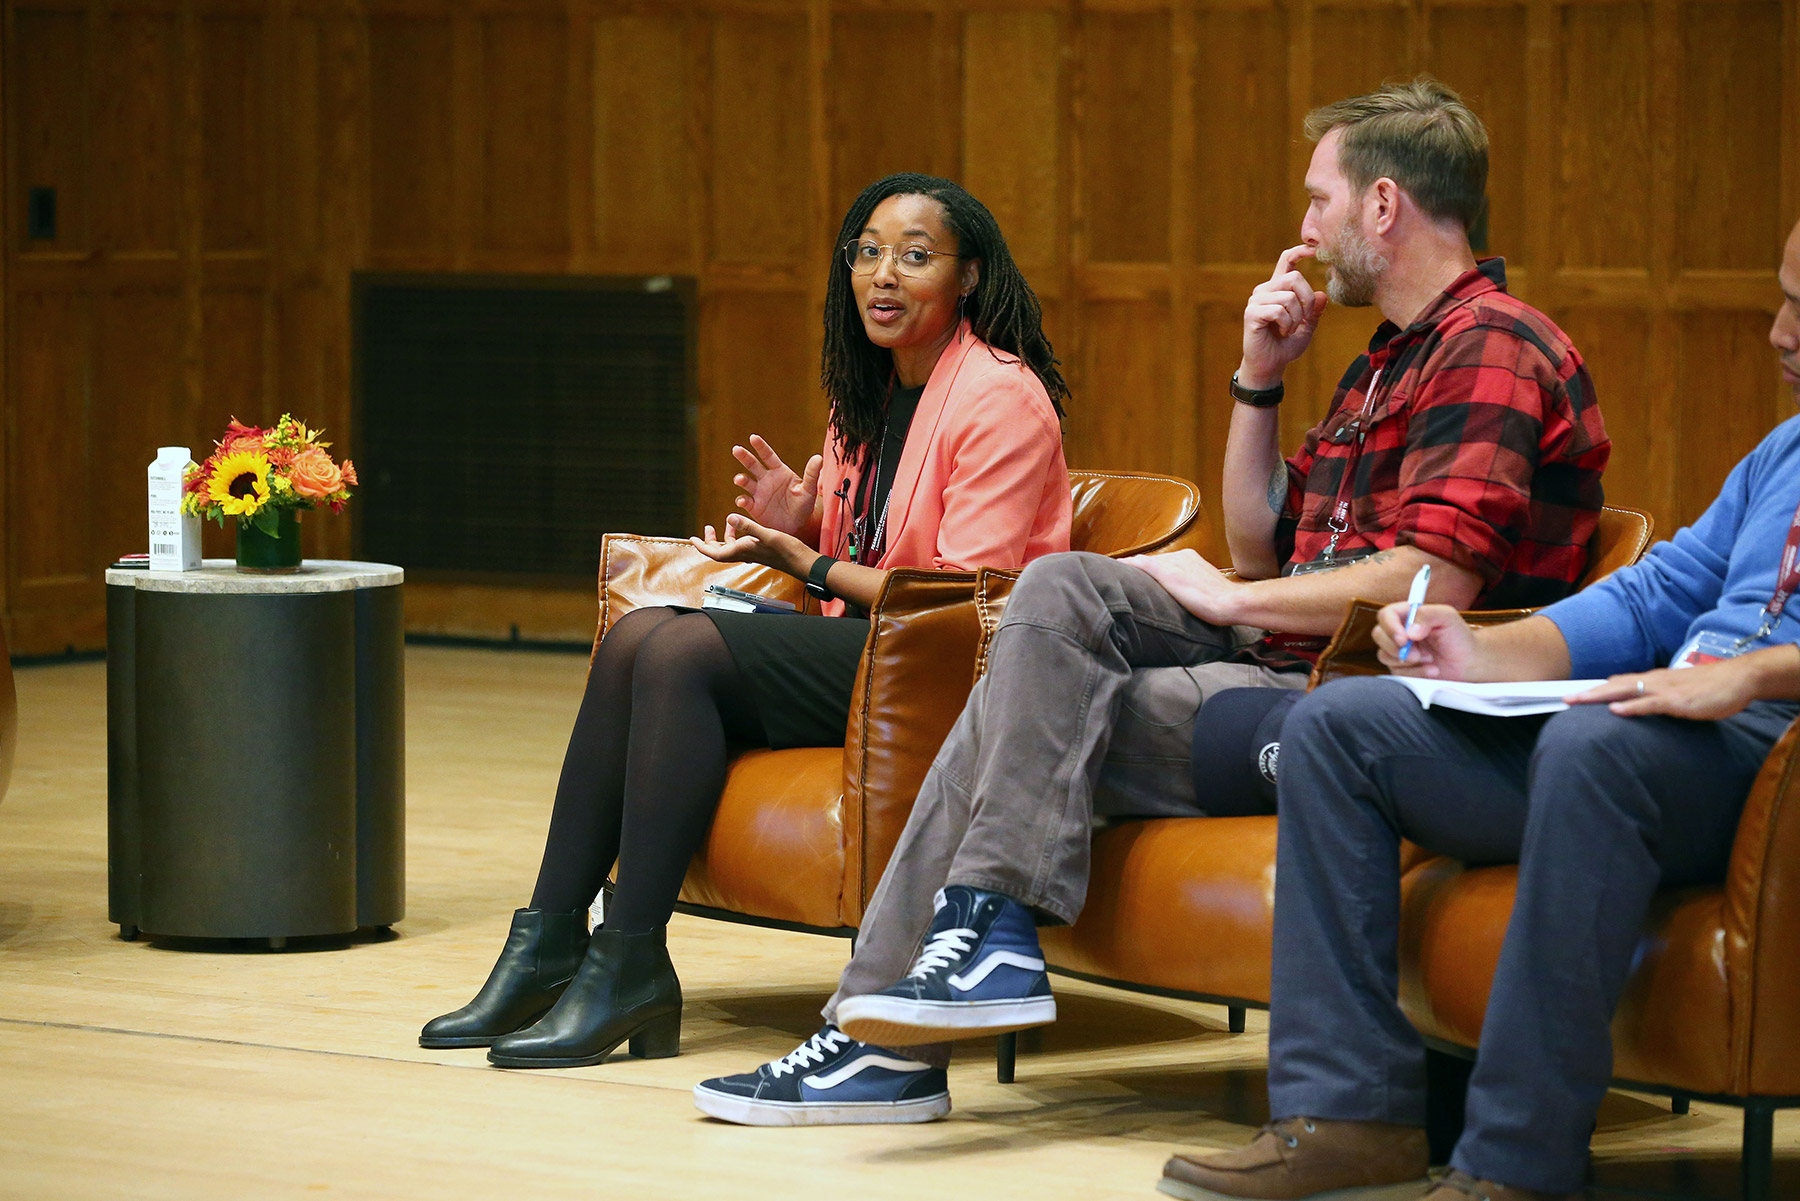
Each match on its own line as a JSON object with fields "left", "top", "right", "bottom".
{"left": 1318, "top": 218, "right": 1388, "bottom": 308}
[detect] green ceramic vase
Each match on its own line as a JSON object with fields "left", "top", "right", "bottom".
{"left": 235, "top": 507, "right": 303, "bottom": 573}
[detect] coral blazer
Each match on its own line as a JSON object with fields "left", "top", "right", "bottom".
{"left": 815, "top": 323, "right": 1072, "bottom": 617}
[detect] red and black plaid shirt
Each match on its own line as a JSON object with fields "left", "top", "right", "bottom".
{"left": 1278, "top": 258, "right": 1610, "bottom": 610}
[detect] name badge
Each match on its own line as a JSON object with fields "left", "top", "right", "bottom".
{"left": 1671, "top": 630, "right": 1744, "bottom": 669}
{"left": 1285, "top": 547, "right": 1379, "bottom": 577}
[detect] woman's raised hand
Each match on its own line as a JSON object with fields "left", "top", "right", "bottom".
{"left": 732, "top": 435, "right": 822, "bottom": 537}
{"left": 690, "top": 513, "right": 807, "bottom": 576}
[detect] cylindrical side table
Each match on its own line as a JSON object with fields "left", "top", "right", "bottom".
{"left": 106, "top": 559, "right": 405, "bottom": 946}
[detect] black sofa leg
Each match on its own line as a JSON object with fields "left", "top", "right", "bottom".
{"left": 1742, "top": 1100, "right": 1773, "bottom": 1201}
{"left": 1228, "top": 1005, "right": 1246, "bottom": 1034}
{"left": 1424, "top": 1048, "right": 1473, "bottom": 1167}
{"left": 1671, "top": 1092, "right": 1690, "bottom": 1115}
{"left": 996, "top": 1031, "right": 1017, "bottom": 1084}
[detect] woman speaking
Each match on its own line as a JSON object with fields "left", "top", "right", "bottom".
{"left": 421, "top": 173, "right": 1073, "bottom": 1068}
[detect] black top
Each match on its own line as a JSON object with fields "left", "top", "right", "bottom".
{"left": 850, "top": 382, "right": 925, "bottom": 565}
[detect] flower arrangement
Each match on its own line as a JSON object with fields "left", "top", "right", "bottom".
{"left": 182, "top": 415, "right": 357, "bottom": 536}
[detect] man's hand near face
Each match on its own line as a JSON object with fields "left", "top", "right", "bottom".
{"left": 1239, "top": 243, "right": 1329, "bottom": 390}
{"left": 1223, "top": 246, "right": 1330, "bottom": 579}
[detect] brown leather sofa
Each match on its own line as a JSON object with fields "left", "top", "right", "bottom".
{"left": 1298, "top": 593, "right": 1800, "bottom": 1201}
{"left": 1026, "top": 506, "right": 1656, "bottom": 1011}
{"left": 972, "top": 504, "right": 1800, "bottom": 1199}
{"left": 603, "top": 497, "right": 1795, "bottom": 1194}
{"left": 591, "top": 469, "right": 1213, "bottom": 933}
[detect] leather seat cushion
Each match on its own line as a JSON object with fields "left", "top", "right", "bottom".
{"left": 1398, "top": 860, "right": 1735, "bottom": 1095}
{"left": 1040, "top": 816, "right": 1279, "bottom": 1003}
{"left": 680, "top": 747, "right": 848, "bottom": 929}
{"left": 1036, "top": 818, "right": 1738, "bottom": 1097}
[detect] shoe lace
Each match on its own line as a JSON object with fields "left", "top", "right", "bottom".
{"left": 907, "top": 927, "right": 977, "bottom": 979}
{"left": 1257, "top": 1116, "right": 1318, "bottom": 1152}
{"left": 768, "top": 1028, "right": 851, "bottom": 1079}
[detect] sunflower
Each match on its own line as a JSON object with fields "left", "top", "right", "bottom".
{"left": 206, "top": 450, "right": 274, "bottom": 517}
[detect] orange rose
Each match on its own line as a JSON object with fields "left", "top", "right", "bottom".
{"left": 288, "top": 446, "right": 344, "bottom": 499}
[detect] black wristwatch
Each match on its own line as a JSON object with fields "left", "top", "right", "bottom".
{"left": 805, "top": 554, "right": 838, "bottom": 601}
{"left": 1230, "top": 371, "right": 1285, "bottom": 408}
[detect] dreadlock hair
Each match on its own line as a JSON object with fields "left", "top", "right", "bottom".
{"left": 821, "top": 173, "right": 1069, "bottom": 465}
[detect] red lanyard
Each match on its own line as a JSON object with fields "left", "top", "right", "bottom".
{"left": 1321, "top": 366, "right": 1387, "bottom": 562}
{"left": 1739, "top": 490, "right": 1800, "bottom": 649}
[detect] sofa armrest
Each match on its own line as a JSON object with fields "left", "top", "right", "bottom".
{"left": 840, "top": 568, "right": 984, "bottom": 923}
{"left": 593, "top": 532, "right": 813, "bottom": 657}
{"left": 1723, "top": 711, "right": 1800, "bottom": 1095}
{"left": 1308, "top": 599, "right": 1536, "bottom": 689}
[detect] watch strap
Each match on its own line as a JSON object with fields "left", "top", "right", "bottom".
{"left": 1230, "top": 372, "right": 1285, "bottom": 408}
{"left": 806, "top": 554, "right": 838, "bottom": 600}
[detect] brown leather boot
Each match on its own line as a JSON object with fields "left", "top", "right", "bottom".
{"left": 1421, "top": 1169, "right": 1581, "bottom": 1201}
{"left": 1159, "top": 1117, "right": 1431, "bottom": 1200}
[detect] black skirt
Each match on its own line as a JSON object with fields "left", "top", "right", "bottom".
{"left": 700, "top": 610, "right": 873, "bottom": 749}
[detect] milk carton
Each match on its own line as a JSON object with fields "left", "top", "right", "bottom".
{"left": 148, "top": 446, "right": 201, "bottom": 571}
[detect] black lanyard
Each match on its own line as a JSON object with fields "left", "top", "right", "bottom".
{"left": 849, "top": 383, "right": 895, "bottom": 564}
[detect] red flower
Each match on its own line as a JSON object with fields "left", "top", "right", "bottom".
{"left": 217, "top": 418, "right": 266, "bottom": 456}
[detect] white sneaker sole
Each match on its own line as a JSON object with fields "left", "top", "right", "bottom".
{"left": 835, "top": 994, "right": 1057, "bottom": 1046}
{"left": 1157, "top": 1176, "right": 1431, "bottom": 1201}
{"left": 692, "top": 1083, "right": 951, "bottom": 1127}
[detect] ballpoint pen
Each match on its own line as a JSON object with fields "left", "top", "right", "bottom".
{"left": 1396, "top": 563, "right": 1431, "bottom": 664}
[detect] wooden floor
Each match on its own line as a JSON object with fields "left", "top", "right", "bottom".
{"left": 2, "top": 646, "right": 1795, "bottom": 1200}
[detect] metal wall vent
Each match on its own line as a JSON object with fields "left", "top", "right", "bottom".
{"left": 355, "top": 275, "right": 692, "bottom": 581}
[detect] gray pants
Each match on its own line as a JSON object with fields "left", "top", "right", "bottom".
{"left": 822, "top": 552, "right": 1305, "bottom": 1056}
{"left": 1270, "top": 675, "right": 1798, "bottom": 1192}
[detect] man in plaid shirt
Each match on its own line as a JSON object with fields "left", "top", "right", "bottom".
{"left": 695, "top": 78, "right": 1611, "bottom": 1128}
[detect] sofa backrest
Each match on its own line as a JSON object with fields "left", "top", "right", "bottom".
{"left": 1068, "top": 469, "right": 1211, "bottom": 558}
{"left": 595, "top": 469, "right": 1214, "bottom": 648}
{"left": 1310, "top": 503, "right": 1657, "bottom": 687}
{"left": 1580, "top": 504, "right": 1655, "bottom": 587}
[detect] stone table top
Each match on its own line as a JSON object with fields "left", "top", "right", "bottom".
{"left": 104, "top": 559, "right": 404, "bottom": 594}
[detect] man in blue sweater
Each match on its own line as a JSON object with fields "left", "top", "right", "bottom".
{"left": 1162, "top": 218, "right": 1800, "bottom": 1201}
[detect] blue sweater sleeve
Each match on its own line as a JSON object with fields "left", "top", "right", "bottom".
{"left": 1541, "top": 455, "right": 1752, "bottom": 677}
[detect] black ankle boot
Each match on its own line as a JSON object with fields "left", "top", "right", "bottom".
{"left": 419, "top": 908, "right": 591, "bottom": 1048}
{"left": 485, "top": 926, "right": 682, "bottom": 1068}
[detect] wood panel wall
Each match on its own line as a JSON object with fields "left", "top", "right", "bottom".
{"left": 5, "top": 0, "right": 1797, "bottom": 653}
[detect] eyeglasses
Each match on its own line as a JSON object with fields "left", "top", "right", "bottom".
{"left": 842, "top": 239, "right": 964, "bottom": 277}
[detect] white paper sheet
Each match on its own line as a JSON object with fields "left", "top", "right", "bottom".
{"left": 1376, "top": 675, "right": 1610, "bottom": 717}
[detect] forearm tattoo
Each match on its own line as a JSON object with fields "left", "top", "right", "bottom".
{"left": 1265, "top": 465, "right": 1287, "bottom": 515}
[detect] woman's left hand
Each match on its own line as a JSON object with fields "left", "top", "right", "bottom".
{"left": 690, "top": 513, "right": 809, "bottom": 576}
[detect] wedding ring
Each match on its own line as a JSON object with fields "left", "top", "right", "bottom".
{"left": 1635, "top": 679, "right": 1646, "bottom": 698}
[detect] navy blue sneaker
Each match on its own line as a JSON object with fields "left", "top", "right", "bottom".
{"left": 836, "top": 884, "right": 1055, "bottom": 1046}
{"left": 692, "top": 1025, "right": 950, "bottom": 1126}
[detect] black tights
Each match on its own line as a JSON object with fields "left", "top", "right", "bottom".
{"left": 529, "top": 607, "right": 765, "bottom": 932}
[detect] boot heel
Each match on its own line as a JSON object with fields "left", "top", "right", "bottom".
{"left": 628, "top": 1013, "right": 681, "bottom": 1059}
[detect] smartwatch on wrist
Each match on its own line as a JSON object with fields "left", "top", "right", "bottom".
{"left": 805, "top": 554, "right": 838, "bottom": 601}
{"left": 1230, "top": 371, "right": 1285, "bottom": 408}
